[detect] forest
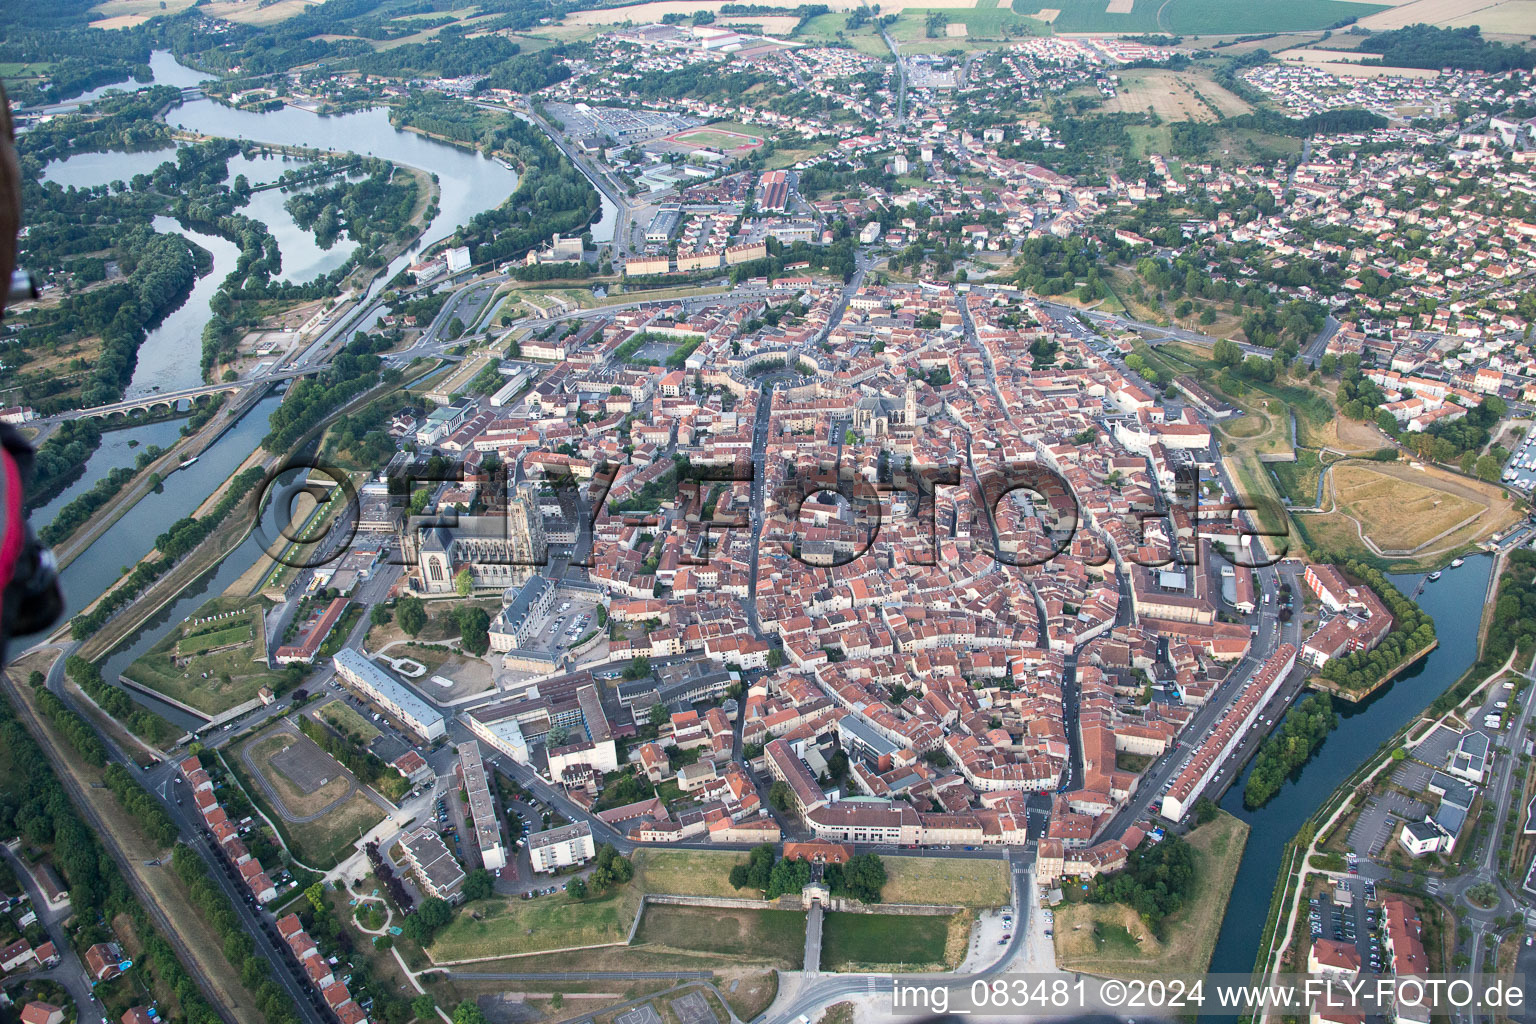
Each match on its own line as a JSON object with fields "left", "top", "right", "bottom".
{"left": 1243, "top": 693, "right": 1336, "bottom": 808}
{"left": 1358, "top": 25, "right": 1534, "bottom": 73}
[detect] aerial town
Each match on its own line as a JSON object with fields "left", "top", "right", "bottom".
{"left": 3, "top": 3, "right": 1536, "bottom": 1024}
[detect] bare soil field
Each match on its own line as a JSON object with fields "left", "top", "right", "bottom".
{"left": 1443, "top": 0, "right": 1536, "bottom": 33}
{"left": 203, "top": 0, "right": 319, "bottom": 24}
{"left": 1329, "top": 462, "right": 1481, "bottom": 549}
{"left": 1298, "top": 459, "right": 1520, "bottom": 565}
{"left": 1357, "top": 0, "right": 1507, "bottom": 27}
{"left": 565, "top": 0, "right": 979, "bottom": 23}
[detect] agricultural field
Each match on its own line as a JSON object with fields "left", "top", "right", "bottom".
{"left": 889, "top": 6, "right": 1049, "bottom": 40}
{"left": 564, "top": 0, "right": 991, "bottom": 24}
{"left": 819, "top": 911, "right": 958, "bottom": 971}
{"left": 203, "top": 0, "right": 319, "bottom": 24}
{"left": 1054, "top": 811, "right": 1247, "bottom": 978}
{"left": 634, "top": 904, "right": 806, "bottom": 967}
{"left": 1160, "top": 0, "right": 1387, "bottom": 33}
{"left": 792, "top": 12, "right": 892, "bottom": 54}
{"left": 1040, "top": 0, "right": 1386, "bottom": 33}
{"left": 880, "top": 855, "right": 1011, "bottom": 908}
{"left": 122, "top": 596, "right": 279, "bottom": 717}
{"left": 1357, "top": 0, "right": 1536, "bottom": 33}
{"left": 89, "top": 0, "right": 197, "bottom": 28}
{"left": 427, "top": 882, "right": 645, "bottom": 962}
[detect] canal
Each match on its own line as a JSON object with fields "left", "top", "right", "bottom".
{"left": 1210, "top": 554, "right": 1494, "bottom": 978}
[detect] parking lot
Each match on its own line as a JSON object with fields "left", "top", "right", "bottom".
{"left": 525, "top": 596, "right": 605, "bottom": 655}
{"left": 1307, "top": 878, "right": 1384, "bottom": 974}
{"left": 1392, "top": 758, "right": 1432, "bottom": 793}
{"left": 1348, "top": 793, "right": 1427, "bottom": 858}
{"left": 1412, "top": 724, "right": 1461, "bottom": 768}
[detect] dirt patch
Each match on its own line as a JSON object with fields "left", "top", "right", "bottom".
{"left": 1302, "top": 459, "right": 1521, "bottom": 562}
{"left": 247, "top": 730, "right": 353, "bottom": 818}
{"left": 1093, "top": 69, "right": 1251, "bottom": 121}
{"left": 1104, "top": 0, "right": 1134, "bottom": 13}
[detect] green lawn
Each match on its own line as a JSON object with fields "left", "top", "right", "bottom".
{"left": 635, "top": 849, "right": 756, "bottom": 898}
{"left": 177, "top": 622, "right": 254, "bottom": 657}
{"left": 881, "top": 856, "right": 1010, "bottom": 908}
{"left": 428, "top": 884, "right": 644, "bottom": 963}
{"left": 316, "top": 699, "right": 380, "bottom": 743}
{"left": 634, "top": 904, "right": 806, "bottom": 967}
{"left": 124, "top": 596, "right": 280, "bottom": 716}
{"left": 820, "top": 912, "right": 953, "bottom": 971}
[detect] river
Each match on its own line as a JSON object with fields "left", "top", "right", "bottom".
{"left": 165, "top": 99, "right": 522, "bottom": 287}
{"left": 1210, "top": 554, "right": 1494, "bottom": 978}
{"left": 32, "top": 89, "right": 525, "bottom": 725}
{"left": 69, "top": 49, "right": 211, "bottom": 106}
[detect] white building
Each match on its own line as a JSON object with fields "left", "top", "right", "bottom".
{"left": 332, "top": 649, "right": 445, "bottom": 740}
{"left": 528, "top": 821, "right": 596, "bottom": 873}
{"left": 446, "top": 245, "right": 472, "bottom": 273}
{"left": 457, "top": 741, "right": 507, "bottom": 871}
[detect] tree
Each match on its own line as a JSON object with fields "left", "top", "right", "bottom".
{"left": 457, "top": 606, "right": 491, "bottom": 657}
{"left": 567, "top": 876, "right": 587, "bottom": 898}
{"left": 370, "top": 605, "right": 392, "bottom": 627}
{"left": 413, "top": 995, "right": 437, "bottom": 1019}
{"left": 403, "top": 897, "right": 453, "bottom": 944}
{"left": 648, "top": 703, "right": 669, "bottom": 729}
{"left": 453, "top": 1003, "right": 489, "bottom": 1024}
{"left": 304, "top": 881, "right": 327, "bottom": 913}
{"left": 767, "top": 856, "right": 810, "bottom": 898}
{"left": 397, "top": 596, "right": 427, "bottom": 636}
{"left": 454, "top": 567, "right": 474, "bottom": 597}
{"left": 623, "top": 656, "right": 652, "bottom": 679}
{"left": 766, "top": 648, "right": 785, "bottom": 669}
{"left": 462, "top": 869, "right": 494, "bottom": 902}
{"left": 769, "top": 780, "right": 793, "bottom": 812}
{"left": 1212, "top": 337, "right": 1243, "bottom": 368}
